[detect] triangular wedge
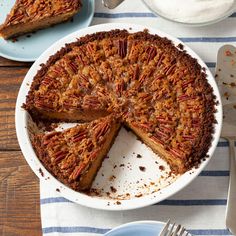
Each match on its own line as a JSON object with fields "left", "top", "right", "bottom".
{"left": 0, "top": 0, "right": 82, "bottom": 39}
{"left": 33, "top": 115, "right": 120, "bottom": 190}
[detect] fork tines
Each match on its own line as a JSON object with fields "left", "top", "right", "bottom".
{"left": 159, "top": 219, "right": 190, "bottom": 236}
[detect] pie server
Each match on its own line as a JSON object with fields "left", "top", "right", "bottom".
{"left": 215, "top": 45, "right": 236, "bottom": 235}
{"left": 102, "top": 0, "right": 124, "bottom": 9}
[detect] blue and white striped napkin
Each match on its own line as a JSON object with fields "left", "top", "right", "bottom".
{"left": 40, "top": 1, "right": 236, "bottom": 235}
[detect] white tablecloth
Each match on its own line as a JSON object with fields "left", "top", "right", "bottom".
{"left": 40, "top": 1, "right": 236, "bottom": 235}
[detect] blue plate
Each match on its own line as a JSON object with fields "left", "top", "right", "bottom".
{"left": 0, "top": 0, "right": 94, "bottom": 61}
{"left": 104, "top": 221, "right": 165, "bottom": 236}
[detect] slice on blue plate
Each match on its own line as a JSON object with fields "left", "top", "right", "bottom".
{"left": 0, "top": 0, "right": 94, "bottom": 61}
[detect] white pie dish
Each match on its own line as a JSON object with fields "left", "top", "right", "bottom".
{"left": 15, "top": 23, "right": 222, "bottom": 211}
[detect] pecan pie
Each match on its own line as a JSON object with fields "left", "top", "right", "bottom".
{"left": 0, "top": 0, "right": 82, "bottom": 39}
{"left": 24, "top": 29, "right": 216, "bottom": 191}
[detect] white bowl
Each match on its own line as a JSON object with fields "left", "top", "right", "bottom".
{"left": 15, "top": 23, "right": 222, "bottom": 211}
{"left": 142, "top": 0, "right": 236, "bottom": 27}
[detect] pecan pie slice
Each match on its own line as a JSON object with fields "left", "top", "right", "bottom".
{"left": 0, "top": 0, "right": 82, "bottom": 39}
{"left": 33, "top": 115, "right": 120, "bottom": 190}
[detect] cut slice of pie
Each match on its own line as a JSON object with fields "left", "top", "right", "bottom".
{"left": 0, "top": 0, "right": 82, "bottom": 39}
{"left": 32, "top": 115, "right": 120, "bottom": 190}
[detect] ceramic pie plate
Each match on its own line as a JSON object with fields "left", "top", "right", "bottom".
{"left": 15, "top": 23, "right": 222, "bottom": 211}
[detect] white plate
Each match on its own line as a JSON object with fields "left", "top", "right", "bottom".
{"left": 15, "top": 23, "right": 222, "bottom": 211}
{"left": 142, "top": 0, "right": 236, "bottom": 26}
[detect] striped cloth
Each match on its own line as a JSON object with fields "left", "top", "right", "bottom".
{"left": 40, "top": 1, "right": 236, "bottom": 235}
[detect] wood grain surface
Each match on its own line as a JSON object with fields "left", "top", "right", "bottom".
{"left": 0, "top": 57, "right": 42, "bottom": 236}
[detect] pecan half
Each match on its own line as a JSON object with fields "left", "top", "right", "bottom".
{"left": 70, "top": 163, "right": 86, "bottom": 180}
{"left": 34, "top": 98, "right": 54, "bottom": 111}
{"left": 133, "top": 65, "right": 139, "bottom": 81}
{"left": 155, "top": 129, "right": 170, "bottom": 141}
{"left": 165, "top": 64, "right": 176, "bottom": 76}
{"left": 43, "top": 131, "right": 60, "bottom": 145}
{"left": 83, "top": 96, "right": 102, "bottom": 109}
{"left": 94, "top": 122, "right": 110, "bottom": 139}
{"left": 8, "top": 12, "right": 24, "bottom": 25}
{"left": 116, "top": 80, "right": 125, "bottom": 96}
{"left": 72, "top": 130, "right": 87, "bottom": 142}
{"left": 169, "top": 148, "right": 184, "bottom": 158}
{"left": 118, "top": 40, "right": 127, "bottom": 58}
{"left": 177, "top": 94, "right": 197, "bottom": 102}
{"left": 156, "top": 53, "right": 165, "bottom": 67}
{"left": 53, "top": 150, "right": 68, "bottom": 164}
{"left": 182, "top": 79, "right": 194, "bottom": 89}
{"left": 146, "top": 46, "right": 157, "bottom": 62}
{"left": 151, "top": 135, "right": 165, "bottom": 146}
{"left": 89, "top": 150, "right": 99, "bottom": 161}
{"left": 182, "top": 135, "right": 195, "bottom": 141}
{"left": 77, "top": 55, "right": 85, "bottom": 65}
{"left": 68, "top": 61, "right": 78, "bottom": 74}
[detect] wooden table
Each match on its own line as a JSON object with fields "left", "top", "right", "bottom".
{"left": 0, "top": 57, "right": 42, "bottom": 236}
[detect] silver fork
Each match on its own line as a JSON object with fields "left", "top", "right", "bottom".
{"left": 159, "top": 219, "right": 190, "bottom": 236}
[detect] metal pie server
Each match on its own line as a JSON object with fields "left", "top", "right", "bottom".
{"left": 216, "top": 45, "right": 236, "bottom": 235}
{"left": 102, "top": 0, "right": 124, "bottom": 9}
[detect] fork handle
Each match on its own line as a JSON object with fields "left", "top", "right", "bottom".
{"left": 225, "top": 138, "right": 236, "bottom": 235}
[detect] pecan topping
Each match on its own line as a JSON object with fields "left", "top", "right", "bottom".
{"left": 41, "top": 76, "right": 53, "bottom": 86}
{"left": 165, "top": 64, "right": 176, "bottom": 76}
{"left": 116, "top": 80, "right": 126, "bottom": 96}
{"left": 72, "top": 130, "right": 87, "bottom": 142}
{"left": 94, "top": 122, "right": 110, "bottom": 139}
{"left": 77, "top": 55, "right": 85, "bottom": 65}
{"left": 157, "top": 53, "right": 165, "bottom": 67}
{"left": 154, "top": 74, "right": 165, "bottom": 81}
{"left": 146, "top": 46, "right": 157, "bottom": 62}
{"left": 177, "top": 94, "right": 197, "bottom": 102}
{"left": 34, "top": 98, "right": 54, "bottom": 111}
{"left": 182, "top": 79, "right": 194, "bottom": 88}
{"left": 118, "top": 40, "right": 127, "bottom": 58}
{"left": 133, "top": 65, "right": 140, "bottom": 80}
{"left": 89, "top": 150, "right": 99, "bottom": 161}
{"left": 155, "top": 129, "right": 170, "bottom": 141}
{"left": 151, "top": 135, "right": 165, "bottom": 146}
{"left": 43, "top": 132, "right": 60, "bottom": 145}
{"left": 51, "top": 65, "right": 64, "bottom": 76}
{"left": 68, "top": 61, "right": 78, "bottom": 73}
{"left": 53, "top": 150, "right": 68, "bottom": 164}
{"left": 83, "top": 96, "right": 102, "bottom": 109}
{"left": 8, "top": 11, "right": 24, "bottom": 24}
{"left": 169, "top": 148, "right": 184, "bottom": 158}
{"left": 70, "top": 163, "right": 86, "bottom": 180}
{"left": 182, "top": 135, "right": 195, "bottom": 141}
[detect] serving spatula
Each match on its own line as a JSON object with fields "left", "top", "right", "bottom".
{"left": 102, "top": 0, "right": 124, "bottom": 9}
{"left": 216, "top": 45, "right": 236, "bottom": 235}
